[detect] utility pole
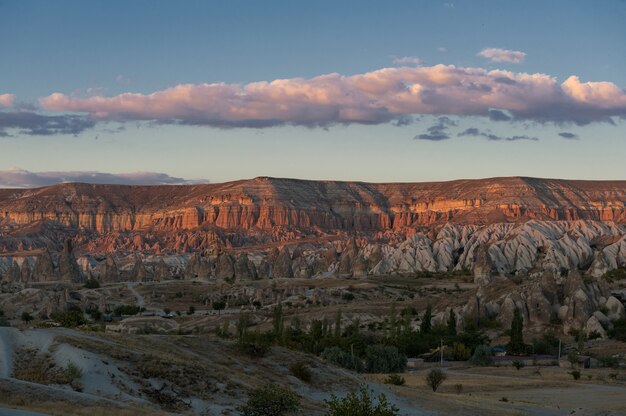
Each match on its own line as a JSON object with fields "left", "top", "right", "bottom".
{"left": 440, "top": 338, "right": 444, "bottom": 367}
{"left": 558, "top": 338, "right": 562, "bottom": 362}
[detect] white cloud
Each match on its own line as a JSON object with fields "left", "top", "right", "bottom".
{"left": 478, "top": 48, "right": 526, "bottom": 64}
{"left": 0, "top": 167, "right": 207, "bottom": 188}
{"left": 392, "top": 56, "right": 422, "bottom": 66}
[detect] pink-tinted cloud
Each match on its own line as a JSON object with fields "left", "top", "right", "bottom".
{"left": 39, "top": 64, "right": 626, "bottom": 126}
{"left": 0, "top": 167, "right": 206, "bottom": 188}
{"left": 0, "top": 94, "right": 15, "bottom": 107}
{"left": 477, "top": 48, "right": 526, "bottom": 64}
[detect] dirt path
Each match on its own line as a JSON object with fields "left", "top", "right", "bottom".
{"left": 0, "top": 328, "right": 14, "bottom": 379}
{"left": 127, "top": 282, "right": 145, "bottom": 308}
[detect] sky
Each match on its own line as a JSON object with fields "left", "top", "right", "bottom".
{"left": 0, "top": 0, "right": 625, "bottom": 186}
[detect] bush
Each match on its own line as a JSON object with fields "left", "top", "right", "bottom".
{"left": 597, "top": 355, "right": 620, "bottom": 368}
{"left": 364, "top": 345, "right": 406, "bottom": 373}
{"left": 51, "top": 310, "right": 86, "bottom": 328}
{"left": 64, "top": 362, "right": 83, "bottom": 382}
{"left": 342, "top": 292, "right": 355, "bottom": 302}
{"left": 321, "top": 347, "right": 364, "bottom": 372}
{"left": 289, "top": 361, "right": 312, "bottom": 383}
{"left": 469, "top": 345, "right": 493, "bottom": 366}
{"left": 237, "top": 384, "right": 300, "bottom": 416}
{"left": 607, "top": 319, "right": 626, "bottom": 342}
{"left": 570, "top": 369, "right": 581, "bottom": 380}
{"left": 83, "top": 278, "right": 100, "bottom": 289}
{"left": 114, "top": 305, "right": 142, "bottom": 316}
{"left": 21, "top": 312, "right": 34, "bottom": 322}
{"left": 426, "top": 369, "right": 446, "bottom": 392}
{"left": 384, "top": 374, "right": 405, "bottom": 386}
{"left": 187, "top": 306, "right": 196, "bottom": 315}
{"left": 239, "top": 341, "right": 271, "bottom": 358}
{"left": 325, "top": 386, "right": 399, "bottom": 416}
{"left": 512, "top": 360, "right": 525, "bottom": 370}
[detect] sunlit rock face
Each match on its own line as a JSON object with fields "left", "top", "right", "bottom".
{"left": 1, "top": 176, "right": 625, "bottom": 283}
{"left": 0, "top": 177, "right": 624, "bottom": 239}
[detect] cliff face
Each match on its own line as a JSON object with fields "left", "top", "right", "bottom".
{"left": 0, "top": 177, "right": 625, "bottom": 237}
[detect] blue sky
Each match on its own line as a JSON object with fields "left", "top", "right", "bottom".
{"left": 0, "top": 0, "right": 625, "bottom": 185}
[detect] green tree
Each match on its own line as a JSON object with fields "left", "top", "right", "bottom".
{"left": 213, "top": 300, "right": 226, "bottom": 314}
{"left": 508, "top": 307, "right": 525, "bottom": 354}
{"left": 364, "top": 345, "right": 407, "bottom": 373}
{"left": 334, "top": 309, "right": 342, "bottom": 338}
{"left": 273, "top": 304, "right": 284, "bottom": 339}
{"left": 325, "top": 386, "right": 399, "bottom": 416}
{"left": 447, "top": 309, "right": 457, "bottom": 336}
{"left": 426, "top": 369, "right": 446, "bottom": 392}
{"left": 420, "top": 305, "right": 433, "bottom": 334}
{"left": 237, "top": 384, "right": 300, "bottom": 416}
{"left": 236, "top": 311, "right": 251, "bottom": 343}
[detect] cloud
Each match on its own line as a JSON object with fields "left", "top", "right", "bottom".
{"left": 458, "top": 127, "right": 539, "bottom": 142}
{"left": 437, "top": 47, "right": 447, "bottom": 53}
{"left": 115, "top": 75, "right": 132, "bottom": 86}
{"left": 478, "top": 48, "right": 526, "bottom": 64}
{"left": 0, "top": 168, "right": 206, "bottom": 188}
{"left": 558, "top": 131, "right": 579, "bottom": 139}
{"left": 38, "top": 64, "right": 626, "bottom": 127}
{"left": 487, "top": 109, "right": 513, "bottom": 122}
{"left": 0, "top": 111, "right": 96, "bottom": 136}
{"left": 0, "top": 94, "right": 15, "bottom": 107}
{"left": 392, "top": 56, "right": 422, "bottom": 66}
{"left": 415, "top": 116, "right": 457, "bottom": 141}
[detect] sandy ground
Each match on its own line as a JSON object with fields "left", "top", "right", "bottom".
{"left": 367, "top": 366, "right": 626, "bottom": 416}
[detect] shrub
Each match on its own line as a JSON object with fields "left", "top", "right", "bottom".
{"left": 342, "top": 292, "right": 355, "bottom": 302}
{"left": 321, "top": 347, "right": 364, "bottom": 372}
{"left": 21, "top": 312, "right": 34, "bottom": 322}
{"left": 570, "top": 369, "right": 581, "bottom": 380}
{"left": 83, "top": 278, "right": 100, "bottom": 289}
{"left": 289, "top": 361, "right": 312, "bottom": 383}
{"left": 239, "top": 340, "right": 271, "bottom": 358}
{"left": 512, "top": 360, "right": 525, "bottom": 370}
{"left": 212, "top": 300, "right": 226, "bottom": 313}
{"left": 469, "top": 345, "right": 493, "bottom": 366}
{"left": 426, "top": 369, "right": 446, "bottom": 392}
{"left": 607, "top": 319, "right": 626, "bottom": 342}
{"left": 597, "top": 355, "right": 620, "bottom": 368}
{"left": 325, "top": 386, "right": 399, "bottom": 416}
{"left": 364, "top": 345, "right": 406, "bottom": 373}
{"left": 64, "top": 362, "right": 83, "bottom": 382}
{"left": 454, "top": 384, "right": 463, "bottom": 394}
{"left": 187, "top": 306, "right": 196, "bottom": 315}
{"left": 384, "top": 374, "right": 405, "bottom": 386}
{"left": 113, "top": 305, "right": 142, "bottom": 316}
{"left": 51, "top": 310, "right": 86, "bottom": 328}
{"left": 237, "top": 384, "right": 300, "bottom": 416}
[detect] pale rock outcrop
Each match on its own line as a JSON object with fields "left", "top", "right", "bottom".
{"left": 131, "top": 257, "right": 148, "bottom": 282}
{"left": 185, "top": 253, "right": 213, "bottom": 280}
{"left": 585, "top": 316, "right": 608, "bottom": 339}
{"left": 235, "top": 253, "right": 257, "bottom": 280}
{"left": 526, "top": 284, "right": 553, "bottom": 324}
{"left": 154, "top": 259, "right": 170, "bottom": 282}
{"left": 58, "top": 239, "right": 82, "bottom": 283}
{"left": 215, "top": 253, "right": 236, "bottom": 281}
{"left": 605, "top": 296, "right": 626, "bottom": 321}
{"left": 32, "top": 250, "right": 56, "bottom": 282}
{"left": 20, "top": 261, "right": 31, "bottom": 283}
{"left": 592, "top": 311, "right": 612, "bottom": 330}
{"left": 98, "top": 256, "right": 120, "bottom": 283}
{"left": 272, "top": 247, "right": 293, "bottom": 278}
